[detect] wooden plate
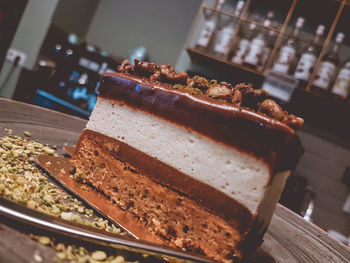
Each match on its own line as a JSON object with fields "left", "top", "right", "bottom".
{"left": 1, "top": 98, "right": 350, "bottom": 263}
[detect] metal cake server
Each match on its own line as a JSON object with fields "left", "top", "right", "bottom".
{"left": 35, "top": 154, "right": 217, "bottom": 263}
{"left": 0, "top": 190, "right": 216, "bottom": 263}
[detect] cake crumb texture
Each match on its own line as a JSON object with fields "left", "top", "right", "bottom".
{"left": 72, "top": 135, "right": 245, "bottom": 262}
{"left": 87, "top": 98, "right": 272, "bottom": 214}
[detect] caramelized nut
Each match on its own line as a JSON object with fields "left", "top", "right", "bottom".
{"left": 258, "top": 99, "right": 285, "bottom": 121}
{"left": 231, "top": 89, "right": 243, "bottom": 105}
{"left": 206, "top": 84, "right": 232, "bottom": 100}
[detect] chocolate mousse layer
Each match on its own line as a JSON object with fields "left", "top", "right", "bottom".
{"left": 99, "top": 72, "right": 303, "bottom": 175}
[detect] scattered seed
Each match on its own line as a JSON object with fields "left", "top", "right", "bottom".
{"left": 0, "top": 131, "right": 133, "bottom": 262}
{"left": 56, "top": 252, "right": 66, "bottom": 259}
{"left": 44, "top": 147, "right": 55, "bottom": 155}
{"left": 23, "top": 131, "right": 32, "bottom": 137}
{"left": 33, "top": 250, "right": 43, "bottom": 262}
{"left": 81, "top": 185, "right": 90, "bottom": 191}
{"left": 38, "top": 236, "right": 50, "bottom": 245}
{"left": 73, "top": 172, "right": 84, "bottom": 182}
{"left": 111, "top": 256, "right": 125, "bottom": 263}
{"left": 61, "top": 212, "right": 74, "bottom": 221}
{"left": 91, "top": 250, "right": 107, "bottom": 261}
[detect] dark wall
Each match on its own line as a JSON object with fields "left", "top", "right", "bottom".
{"left": 52, "top": 0, "right": 100, "bottom": 39}
{"left": 86, "top": 0, "right": 202, "bottom": 65}
{"left": 0, "top": 0, "right": 27, "bottom": 71}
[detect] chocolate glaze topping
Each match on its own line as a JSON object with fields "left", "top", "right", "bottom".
{"left": 118, "top": 60, "right": 304, "bottom": 130}
{"left": 98, "top": 67, "right": 303, "bottom": 175}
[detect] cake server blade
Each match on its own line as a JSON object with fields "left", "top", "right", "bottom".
{"left": 36, "top": 155, "right": 158, "bottom": 241}
{"left": 0, "top": 196, "right": 216, "bottom": 263}
{"left": 36, "top": 155, "right": 217, "bottom": 263}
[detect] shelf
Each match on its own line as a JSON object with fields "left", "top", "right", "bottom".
{"left": 202, "top": 6, "right": 323, "bottom": 48}
{"left": 186, "top": 48, "right": 350, "bottom": 106}
{"left": 334, "top": 0, "right": 350, "bottom": 6}
{"left": 289, "top": 87, "right": 350, "bottom": 144}
{"left": 203, "top": 6, "right": 280, "bottom": 33}
{"left": 186, "top": 47, "right": 265, "bottom": 76}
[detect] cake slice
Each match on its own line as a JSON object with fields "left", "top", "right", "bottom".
{"left": 71, "top": 60, "right": 304, "bottom": 262}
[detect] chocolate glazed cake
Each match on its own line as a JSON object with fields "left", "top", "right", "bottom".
{"left": 71, "top": 60, "right": 304, "bottom": 262}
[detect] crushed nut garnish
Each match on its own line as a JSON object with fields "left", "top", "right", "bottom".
{"left": 31, "top": 235, "right": 134, "bottom": 263}
{"left": 0, "top": 130, "right": 129, "bottom": 262}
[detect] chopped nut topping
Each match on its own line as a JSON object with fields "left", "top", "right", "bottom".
{"left": 118, "top": 59, "right": 189, "bottom": 85}
{"left": 258, "top": 99, "right": 304, "bottom": 129}
{"left": 117, "top": 60, "right": 304, "bottom": 129}
{"left": 117, "top": 60, "right": 134, "bottom": 73}
{"left": 258, "top": 99, "right": 285, "bottom": 121}
{"left": 206, "top": 82, "right": 232, "bottom": 100}
{"left": 135, "top": 60, "right": 158, "bottom": 76}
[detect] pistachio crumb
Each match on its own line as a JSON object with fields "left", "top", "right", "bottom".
{"left": 0, "top": 132, "right": 130, "bottom": 261}
{"left": 23, "top": 131, "right": 32, "bottom": 137}
{"left": 91, "top": 250, "right": 107, "bottom": 261}
{"left": 38, "top": 236, "right": 50, "bottom": 245}
{"left": 73, "top": 172, "right": 84, "bottom": 182}
{"left": 56, "top": 252, "right": 66, "bottom": 259}
{"left": 111, "top": 256, "right": 125, "bottom": 263}
{"left": 33, "top": 250, "right": 43, "bottom": 262}
{"left": 44, "top": 147, "right": 55, "bottom": 155}
{"left": 81, "top": 185, "right": 90, "bottom": 191}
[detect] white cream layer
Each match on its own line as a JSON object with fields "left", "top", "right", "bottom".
{"left": 87, "top": 97, "right": 290, "bottom": 220}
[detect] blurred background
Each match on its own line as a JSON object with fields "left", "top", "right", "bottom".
{"left": 0, "top": 0, "right": 349, "bottom": 246}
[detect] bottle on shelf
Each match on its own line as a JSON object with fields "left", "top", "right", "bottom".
{"left": 243, "top": 11, "right": 274, "bottom": 70}
{"left": 293, "top": 24, "right": 325, "bottom": 87}
{"left": 257, "top": 26, "right": 278, "bottom": 72}
{"left": 312, "top": 32, "right": 344, "bottom": 92}
{"left": 231, "top": 17, "right": 258, "bottom": 65}
{"left": 272, "top": 17, "right": 305, "bottom": 75}
{"left": 211, "top": 0, "right": 245, "bottom": 58}
{"left": 195, "top": 0, "right": 226, "bottom": 52}
{"left": 331, "top": 58, "right": 350, "bottom": 100}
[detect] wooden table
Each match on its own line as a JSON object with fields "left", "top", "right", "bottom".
{"left": 1, "top": 98, "right": 350, "bottom": 263}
